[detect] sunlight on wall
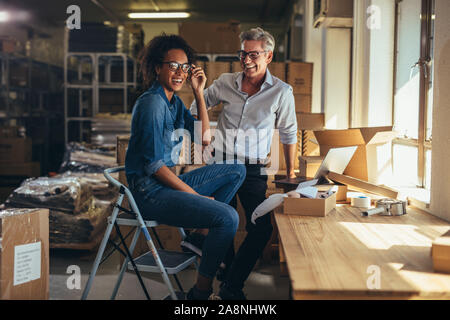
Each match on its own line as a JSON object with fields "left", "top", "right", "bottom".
{"left": 394, "top": 73, "right": 420, "bottom": 139}
{"left": 393, "top": 144, "right": 419, "bottom": 187}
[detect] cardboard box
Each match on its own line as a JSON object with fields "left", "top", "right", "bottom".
{"left": 432, "top": 230, "right": 450, "bottom": 274}
{"left": 117, "top": 135, "right": 130, "bottom": 187}
{"left": 269, "top": 62, "right": 286, "bottom": 82}
{"left": 299, "top": 130, "right": 320, "bottom": 156}
{"left": 313, "top": 127, "right": 398, "bottom": 184}
{"left": 116, "top": 135, "right": 130, "bottom": 166}
{"left": 231, "top": 61, "right": 242, "bottom": 73}
{"left": 296, "top": 112, "right": 324, "bottom": 130}
{"left": 283, "top": 192, "right": 336, "bottom": 217}
{"left": 0, "top": 162, "right": 40, "bottom": 177}
{"left": 205, "top": 62, "right": 231, "bottom": 87}
{"left": 294, "top": 94, "right": 312, "bottom": 113}
{"left": 286, "top": 62, "right": 313, "bottom": 95}
{"left": 0, "top": 138, "right": 32, "bottom": 163}
{"left": 0, "top": 208, "right": 49, "bottom": 300}
{"left": 177, "top": 91, "right": 195, "bottom": 108}
{"left": 179, "top": 22, "right": 241, "bottom": 54}
{"left": 299, "top": 156, "right": 324, "bottom": 178}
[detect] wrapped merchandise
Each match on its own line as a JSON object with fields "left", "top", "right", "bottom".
{"left": 57, "top": 172, "right": 118, "bottom": 201}
{"left": 59, "top": 142, "right": 117, "bottom": 173}
{"left": 4, "top": 176, "right": 93, "bottom": 214}
{"left": 49, "top": 198, "right": 112, "bottom": 245}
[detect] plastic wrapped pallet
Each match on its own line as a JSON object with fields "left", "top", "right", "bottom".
{"left": 49, "top": 198, "right": 112, "bottom": 247}
{"left": 57, "top": 172, "right": 117, "bottom": 201}
{"left": 59, "top": 142, "right": 117, "bottom": 173}
{"left": 4, "top": 176, "right": 93, "bottom": 214}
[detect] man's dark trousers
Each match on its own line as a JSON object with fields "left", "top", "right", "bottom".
{"left": 223, "top": 163, "right": 273, "bottom": 292}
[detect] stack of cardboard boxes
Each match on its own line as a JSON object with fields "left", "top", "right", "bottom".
{"left": 179, "top": 21, "right": 241, "bottom": 55}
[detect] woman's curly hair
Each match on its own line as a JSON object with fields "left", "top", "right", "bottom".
{"left": 138, "top": 34, "right": 196, "bottom": 88}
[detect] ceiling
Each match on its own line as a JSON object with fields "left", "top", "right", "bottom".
{"left": 1, "top": 0, "right": 295, "bottom": 26}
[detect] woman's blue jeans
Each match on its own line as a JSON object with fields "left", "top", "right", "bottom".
{"left": 129, "top": 164, "right": 246, "bottom": 279}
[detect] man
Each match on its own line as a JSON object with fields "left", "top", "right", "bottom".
{"left": 190, "top": 27, "right": 298, "bottom": 299}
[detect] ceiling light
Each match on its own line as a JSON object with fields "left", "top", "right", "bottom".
{"left": 0, "top": 11, "right": 10, "bottom": 23}
{"left": 128, "top": 12, "right": 190, "bottom": 19}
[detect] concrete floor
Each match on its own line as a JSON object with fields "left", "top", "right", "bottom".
{"left": 49, "top": 246, "right": 290, "bottom": 300}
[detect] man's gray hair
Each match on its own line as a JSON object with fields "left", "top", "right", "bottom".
{"left": 239, "top": 27, "right": 275, "bottom": 52}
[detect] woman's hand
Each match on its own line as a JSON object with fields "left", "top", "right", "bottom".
{"left": 190, "top": 64, "right": 207, "bottom": 93}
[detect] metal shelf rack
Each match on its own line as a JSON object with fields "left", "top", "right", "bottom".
{"left": 63, "top": 52, "right": 137, "bottom": 144}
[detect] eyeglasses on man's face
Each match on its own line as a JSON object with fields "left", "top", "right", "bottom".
{"left": 237, "top": 50, "right": 267, "bottom": 60}
{"left": 162, "top": 61, "right": 191, "bottom": 73}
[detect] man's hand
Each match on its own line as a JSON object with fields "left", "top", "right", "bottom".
{"left": 190, "top": 64, "right": 207, "bottom": 92}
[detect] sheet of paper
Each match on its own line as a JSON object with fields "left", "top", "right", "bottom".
{"left": 295, "top": 179, "right": 318, "bottom": 193}
{"left": 14, "top": 241, "right": 41, "bottom": 286}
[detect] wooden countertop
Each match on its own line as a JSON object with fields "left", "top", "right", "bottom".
{"left": 274, "top": 205, "right": 450, "bottom": 299}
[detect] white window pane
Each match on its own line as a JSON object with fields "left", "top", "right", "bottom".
{"left": 394, "top": 0, "right": 421, "bottom": 139}
{"left": 393, "top": 144, "right": 419, "bottom": 187}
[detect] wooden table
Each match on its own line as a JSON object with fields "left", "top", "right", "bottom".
{"left": 274, "top": 205, "right": 450, "bottom": 299}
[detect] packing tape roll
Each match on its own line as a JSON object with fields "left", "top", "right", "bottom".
{"left": 351, "top": 196, "right": 371, "bottom": 208}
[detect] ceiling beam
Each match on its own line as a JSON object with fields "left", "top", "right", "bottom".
{"left": 259, "top": 0, "right": 272, "bottom": 23}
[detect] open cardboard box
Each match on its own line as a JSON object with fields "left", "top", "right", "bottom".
{"left": 284, "top": 192, "right": 336, "bottom": 217}
{"left": 313, "top": 126, "right": 398, "bottom": 185}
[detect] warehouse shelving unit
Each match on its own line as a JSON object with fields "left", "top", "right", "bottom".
{"left": 63, "top": 52, "right": 137, "bottom": 144}
{"left": 0, "top": 51, "right": 65, "bottom": 175}
{"left": 63, "top": 23, "right": 139, "bottom": 145}
{"left": 0, "top": 52, "right": 61, "bottom": 118}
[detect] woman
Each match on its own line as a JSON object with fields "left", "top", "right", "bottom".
{"left": 125, "top": 34, "right": 246, "bottom": 300}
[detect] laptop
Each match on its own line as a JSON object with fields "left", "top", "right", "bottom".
{"left": 273, "top": 146, "right": 358, "bottom": 190}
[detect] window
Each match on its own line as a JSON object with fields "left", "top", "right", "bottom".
{"left": 392, "top": 0, "right": 434, "bottom": 189}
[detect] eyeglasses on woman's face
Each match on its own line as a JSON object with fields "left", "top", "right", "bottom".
{"left": 162, "top": 61, "right": 191, "bottom": 73}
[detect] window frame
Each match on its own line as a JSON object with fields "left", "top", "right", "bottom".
{"left": 392, "top": 0, "right": 434, "bottom": 188}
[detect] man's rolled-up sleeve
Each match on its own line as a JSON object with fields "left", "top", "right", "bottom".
{"left": 275, "top": 86, "right": 298, "bottom": 145}
{"left": 137, "top": 97, "right": 166, "bottom": 176}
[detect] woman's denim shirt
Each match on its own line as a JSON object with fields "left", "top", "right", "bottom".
{"left": 125, "top": 82, "right": 196, "bottom": 188}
